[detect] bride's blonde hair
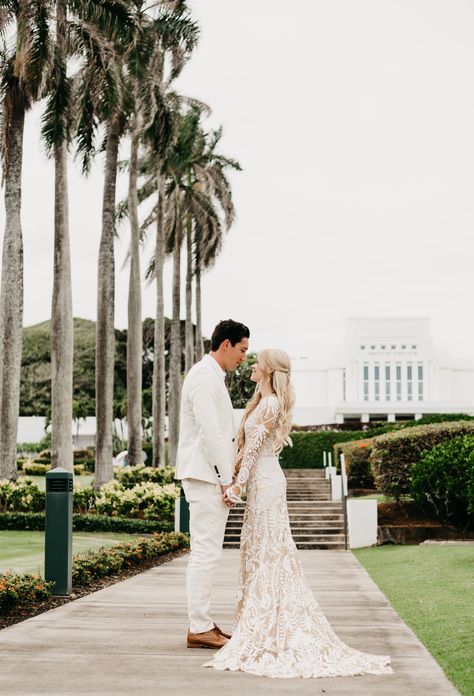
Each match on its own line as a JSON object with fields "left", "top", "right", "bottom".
{"left": 236, "top": 349, "right": 295, "bottom": 455}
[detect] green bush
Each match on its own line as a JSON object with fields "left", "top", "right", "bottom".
{"left": 0, "top": 512, "right": 173, "bottom": 533}
{"left": 23, "top": 462, "right": 49, "bottom": 476}
{"left": 92, "top": 480, "right": 179, "bottom": 520}
{"left": 114, "top": 465, "right": 175, "bottom": 488}
{"left": 0, "top": 479, "right": 178, "bottom": 523}
{"left": 370, "top": 421, "right": 474, "bottom": 501}
{"left": 0, "top": 479, "right": 45, "bottom": 512}
{"left": 0, "top": 572, "right": 53, "bottom": 612}
{"left": 334, "top": 438, "right": 376, "bottom": 488}
{"left": 279, "top": 427, "right": 398, "bottom": 469}
{"left": 72, "top": 531, "right": 189, "bottom": 586}
{"left": 410, "top": 435, "right": 474, "bottom": 530}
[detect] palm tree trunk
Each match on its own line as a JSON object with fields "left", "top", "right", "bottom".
{"left": 126, "top": 130, "right": 142, "bottom": 466}
{"left": 51, "top": 0, "right": 73, "bottom": 473}
{"left": 184, "top": 214, "right": 194, "bottom": 373}
{"left": 51, "top": 138, "right": 74, "bottom": 472}
{"left": 168, "top": 215, "right": 182, "bottom": 468}
{"left": 0, "top": 94, "right": 25, "bottom": 481}
{"left": 94, "top": 116, "right": 119, "bottom": 488}
{"left": 152, "top": 167, "right": 166, "bottom": 467}
{"left": 194, "top": 247, "right": 204, "bottom": 361}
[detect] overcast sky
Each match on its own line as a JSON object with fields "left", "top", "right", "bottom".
{"left": 1, "top": 0, "right": 473, "bottom": 362}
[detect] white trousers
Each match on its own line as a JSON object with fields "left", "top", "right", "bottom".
{"left": 181, "top": 478, "right": 230, "bottom": 633}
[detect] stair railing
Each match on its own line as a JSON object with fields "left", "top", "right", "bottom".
{"left": 340, "top": 453, "right": 349, "bottom": 550}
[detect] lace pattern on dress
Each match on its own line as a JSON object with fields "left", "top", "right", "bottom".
{"left": 203, "top": 394, "right": 392, "bottom": 679}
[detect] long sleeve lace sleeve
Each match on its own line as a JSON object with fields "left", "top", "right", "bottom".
{"left": 225, "top": 395, "right": 280, "bottom": 503}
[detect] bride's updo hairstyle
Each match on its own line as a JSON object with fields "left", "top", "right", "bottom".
{"left": 236, "top": 349, "right": 295, "bottom": 455}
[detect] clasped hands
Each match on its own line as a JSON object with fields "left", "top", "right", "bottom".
{"left": 221, "top": 480, "right": 242, "bottom": 508}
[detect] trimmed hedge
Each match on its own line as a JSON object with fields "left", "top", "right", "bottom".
{"left": 0, "top": 512, "right": 173, "bottom": 533}
{"left": 370, "top": 420, "right": 474, "bottom": 501}
{"left": 334, "top": 438, "right": 376, "bottom": 488}
{"left": 114, "top": 465, "right": 175, "bottom": 488}
{"left": 0, "top": 531, "right": 189, "bottom": 612}
{"left": 411, "top": 435, "right": 474, "bottom": 530}
{"left": 22, "top": 462, "right": 86, "bottom": 476}
{"left": 0, "top": 572, "right": 53, "bottom": 613}
{"left": 72, "top": 531, "right": 189, "bottom": 586}
{"left": 279, "top": 427, "right": 399, "bottom": 469}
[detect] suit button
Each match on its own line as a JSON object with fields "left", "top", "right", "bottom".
{"left": 232, "top": 438, "right": 235, "bottom": 442}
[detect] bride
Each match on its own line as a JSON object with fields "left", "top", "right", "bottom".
{"left": 203, "top": 349, "right": 392, "bottom": 679}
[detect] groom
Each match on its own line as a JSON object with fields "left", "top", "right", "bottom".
{"left": 175, "top": 319, "right": 250, "bottom": 649}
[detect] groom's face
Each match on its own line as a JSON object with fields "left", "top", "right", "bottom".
{"left": 223, "top": 337, "right": 249, "bottom": 372}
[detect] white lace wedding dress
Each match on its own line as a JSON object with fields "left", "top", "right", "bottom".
{"left": 204, "top": 393, "right": 392, "bottom": 679}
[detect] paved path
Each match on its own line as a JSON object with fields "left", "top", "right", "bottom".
{"left": 0, "top": 550, "right": 458, "bottom": 696}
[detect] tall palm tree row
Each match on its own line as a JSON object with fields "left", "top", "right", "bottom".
{"left": 136, "top": 105, "right": 241, "bottom": 467}
{"left": 0, "top": 0, "right": 239, "bottom": 481}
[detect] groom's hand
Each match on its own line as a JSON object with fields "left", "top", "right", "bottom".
{"left": 221, "top": 482, "right": 235, "bottom": 507}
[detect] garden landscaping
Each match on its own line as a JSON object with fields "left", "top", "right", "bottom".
{"left": 0, "top": 531, "right": 190, "bottom": 630}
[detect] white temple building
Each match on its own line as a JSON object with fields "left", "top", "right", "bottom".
{"left": 291, "top": 318, "right": 474, "bottom": 426}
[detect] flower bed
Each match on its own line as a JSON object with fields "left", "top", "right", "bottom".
{"left": 0, "top": 479, "right": 179, "bottom": 522}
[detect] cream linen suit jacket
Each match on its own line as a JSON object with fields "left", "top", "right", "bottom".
{"left": 175, "top": 354, "right": 236, "bottom": 486}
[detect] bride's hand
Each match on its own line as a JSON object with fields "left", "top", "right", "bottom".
{"left": 222, "top": 482, "right": 242, "bottom": 506}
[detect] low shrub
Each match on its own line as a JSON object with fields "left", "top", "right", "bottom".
{"left": 410, "top": 435, "right": 474, "bottom": 530}
{"left": 334, "top": 438, "right": 376, "bottom": 488}
{"left": 72, "top": 531, "right": 189, "bottom": 586}
{"left": 0, "top": 479, "right": 45, "bottom": 513}
{"left": 23, "top": 462, "right": 49, "bottom": 476}
{"left": 370, "top": 421, "right": 474, "bottom": 501}
{"left": 92, "top": 480, "right": 179, "bottom": 520}
{"left": 0, "top": 479, "right": 179, "bottom": 522}
{"left": 0, "top": 531, "right": 188, "bottom": 612}
{"left": 114, "top": 465, "right": 175, "bottom": 488}
{"left": 23, "top": 462, "right": 87, "bottom": 476}
{"left": 0, "top": 572, "right": 53, "bottom": 612}
{"left": 0, "top": 512, "right": 173, "bottom": 533}
{"left": 16, "top": 458, "right": 29, "bottom": 471}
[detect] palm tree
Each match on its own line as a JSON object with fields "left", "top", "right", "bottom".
{"left": 73, "top": 4, "right": 132, "bottom": 487}
{"left": 139, "top": 107, "right": 240, "bottom": 467}
{"left": 118, "top": 6, "right": 198, "bottom": 467}
{"left": 0, "top": 1, "right": 52, "bottom": 480}
{"left": 40, "top": 1, "right": 129, "bottom": 473}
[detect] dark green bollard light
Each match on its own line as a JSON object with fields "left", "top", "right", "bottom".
{"left": 175, "top": 486, "right": 190, "bottom": 534}
{"left": 44, "top": 467, "right": 73, "bottom": 595}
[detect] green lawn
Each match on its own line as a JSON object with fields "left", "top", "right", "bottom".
{"left": 20, "top": 474, "right": 95, "bottom": 490}
{"left": 0, "top": 530, "right": 138, "bottom": 575}
{"left": 354, "top": 545, "right": 474, "bottom": 696}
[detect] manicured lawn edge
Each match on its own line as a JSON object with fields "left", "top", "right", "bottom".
{"left": 0, "top": 531, "right": 189, "bottom": 630}
{"left": 354, "top": 545, "right": 474, "bottom": 696}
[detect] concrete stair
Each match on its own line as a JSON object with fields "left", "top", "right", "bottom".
{"left": 223, "top": 468, "right": 347, "bottom": 550}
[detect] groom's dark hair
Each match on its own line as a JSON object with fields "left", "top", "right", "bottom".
{"left": 211, "top": 319, "right": 250, "bottom": 351}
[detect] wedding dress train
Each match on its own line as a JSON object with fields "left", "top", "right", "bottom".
{"left": 204, "top": 394, "right": 392, "bottom": 679}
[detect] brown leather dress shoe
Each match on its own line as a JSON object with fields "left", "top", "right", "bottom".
{"left": 187, "top": 627, "right": 229, "bottom": 649}
{"left": 213, "top": 622, "right": 232, "bottom": 640}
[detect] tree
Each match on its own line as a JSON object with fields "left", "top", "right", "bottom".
{"left": 73, "top": 2, "right": 133, "bottom": 487}
{"left": 139, "top": 105, "right": 240, "bottom": 466}
{"left": 41, "top": 0, "right": 129, "bottom": 473}
{"left": 0, "top": 1, "right": 52, "bottom": 480}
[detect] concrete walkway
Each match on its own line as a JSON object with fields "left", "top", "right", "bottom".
{"left": 0, "top": 550, "right": 458, "bottom": 696}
